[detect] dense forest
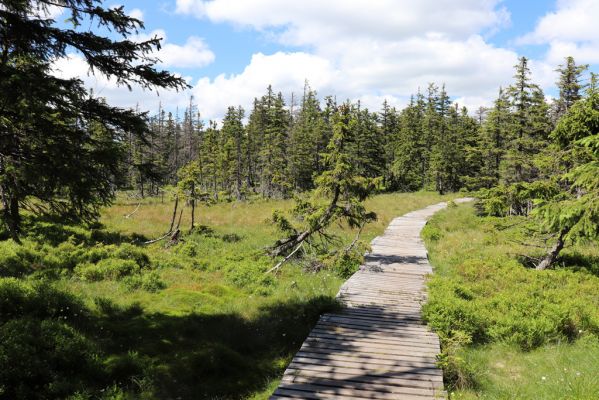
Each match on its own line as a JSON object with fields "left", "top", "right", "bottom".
{"left": 128, "top": 56, "right": 575, "bottom": 199}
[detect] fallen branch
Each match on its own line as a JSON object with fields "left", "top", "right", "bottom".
{"left": 143, "top": 231, "right": 172, "bottom": 245}
{"left": 266, "top": 242, "right": 304, "bottom": 274}
{"left": 124, "top": 203, "right": 141, "bottom": 219}
{"left": 344, "top": 223, "right": 365, "bottom": 253}
{"left": 142, "top": 198, "right": 180, "bottom": 245}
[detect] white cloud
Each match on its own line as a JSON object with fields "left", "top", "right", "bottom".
{"left": 176, "top": 0, "right": 509, "bottom": 43}
{"left": 174, "top": 0, "right": 520, "bottom": 120}
{"left": 135, "top": 29, "right": 215, "bottom": 68}
{"left": 159, "top": 36, "right": 215, "bottom": 68}
{"left": 129, "top": 8, "right": 144, "bottom": 21}
{"left": 52, "top": 54, "right": 190, "bottom": 112}
{"left": 191, "top": 52, "right": 336, "bottom": 119}
{"left": 517, "top": 0, "right": 599, "bottom": 65}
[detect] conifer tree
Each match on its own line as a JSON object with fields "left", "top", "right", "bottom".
{"left": 246, "top": 98, "right": 266, "bottom": 190}
{"left": 288, "top": 85, "right": 324, "bottom": 191}
{"left": 554, "top": 56, "right": 588, "bottom": 120}
{"left": 478, "top": 88, "right": 512, "bottom": 187}
{"left": 270, "top": 103, "right": 381, "bottom": 270}
{"left": 0, "top": 0, "right": 186, "bottom": 238}
{"left": 220, "top": 106, "right": 245, "bottom": 199}
{"left": 259, "top": 88, "right": 291, "bottom": 197}
{"left": 379, "top": 100, "right": 400, "bottom": 188}
{"left": 504, "top": 57, "right": 551, "bottom": 184}
{"left": 534, "top": 79, "right": 599, "bottom": 269}
{"left": 198, "top": 121, "right": 219, "bottom": 198}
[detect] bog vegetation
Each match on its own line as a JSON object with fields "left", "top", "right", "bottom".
{"left": 0, "top": 0, "right": 598, "bottom": 399}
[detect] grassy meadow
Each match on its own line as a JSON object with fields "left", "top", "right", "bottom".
{"left": 422, "top": 202, "right": 599, "bottom": 399}
{"left": 0, "top": 191, "right": 453, "bottom": 399}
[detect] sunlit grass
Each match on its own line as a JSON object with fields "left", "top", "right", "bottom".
{"left": 423, "top": 203, "right": 599, "bottom": 399}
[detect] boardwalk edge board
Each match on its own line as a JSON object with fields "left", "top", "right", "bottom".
{"left": 271, "top": 198, "right": 473, "bottom": 399}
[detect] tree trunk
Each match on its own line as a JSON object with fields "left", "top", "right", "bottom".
{"left": 1, "top": 185, "right": 21, "bottom": 242}
{"left": 168, "top": 196, "right": 179, "bottom": 233}
{"left": 190, "top": 199, "right": 195, "bottom": 230}
{"left": 536, "top": 227, "right": 569, "bottom": 270}
{"left": 190, "top": 183, "right": 195, "bottom": 230}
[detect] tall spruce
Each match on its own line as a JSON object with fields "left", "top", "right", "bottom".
{"left": 504, "top": 57, "right": 551, "bottom": 184}
{"left": 553, "top": 56, "right": 588, "bottom": 121}
{"left": 288, "top": 84, "right": 324, "bottom": 191}
{"left": 0, "top": 0, "right": 186, "bottom": 238}
{"left": 478, "top": 88, "right": 512, "bottom": 187}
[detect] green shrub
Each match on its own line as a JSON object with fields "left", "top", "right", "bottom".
{"left": 423, "top": 205, "right": 599, "bottom": 351}
{"left": 0, "top": 317, "right": 102, "bottom": 399}
{"left": 75, "top": 259, "right": 140, "bottom": 281}
{"left": 177, "top": 242, "right": 199, "bottom": 257}
{"left": 140, "top": 272, "right": 166, "bottom": 292}
{"left": 121, "top": 275, "right": 143, "bottom": 291}
{"left": 112, "top": 244, "right": 150, "bottom": 268}
{"left": 0, "top": 278, "right": 86, "bottom": 321}
{"left": 422, "top": 225, "right": 443, "bottom": 242}
{"left": 0, "top": 240, "right": 41, "bottom": 277}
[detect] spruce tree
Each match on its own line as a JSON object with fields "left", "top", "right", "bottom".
{"left": 534, "top": 80, "right": 599, "bottom": 269}
{"left": 504, "top": 57, "right": 551, "bottom": 184}
{"left": 392, "top": 94, "right": 427, "bottom": 191}
{"left": 479, "top": 88, "right": 512, "bottom": 187}
{"left": 270, "top": 103, "right": 381, "bottom": 270}
{"left": 288, "top": 85, "right": 324, "bottom": 191}
{"left": 0, "top": 0, "right": 186, "bottom": 238}
{"left": 220, "top": 106, "right": 246, "bottom": 199}
{"left": 554, "top": 56, "right": 588, "bottom": 121}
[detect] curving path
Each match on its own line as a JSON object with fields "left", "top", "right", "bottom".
{"left": 271, "top": 198, "right": 473, "bottom": 399}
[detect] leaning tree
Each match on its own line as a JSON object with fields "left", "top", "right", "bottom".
{"left": 0, "top": 0, "right": 187, "bottom": 240}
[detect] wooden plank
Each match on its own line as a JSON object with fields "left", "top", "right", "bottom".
{"left": 277, "top": 381, "right": 435, "bottom": 400}
{"left": 283, "top": 368, "right": 443, "bottom": 390}
{"left": 282, "top": 375, "right": 439, "bottom": 398}
{"left": 270, "top": 199, "right": 472, "bottom": 399}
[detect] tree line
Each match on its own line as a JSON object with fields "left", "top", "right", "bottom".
{"left": 125, "top": 57, "right": 589, "bottom": 204}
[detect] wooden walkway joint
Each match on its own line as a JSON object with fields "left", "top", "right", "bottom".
{"left": 271, "top": 198, "right": 473, "bottom": 399}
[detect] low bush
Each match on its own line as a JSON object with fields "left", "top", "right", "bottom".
{"left": 75, "top": 259, "right": 140, "bottom": 281}
{"left": 422, "top": 204, "right": 599, "bottom": 391}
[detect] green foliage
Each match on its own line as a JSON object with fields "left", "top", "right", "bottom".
{"left": 75, "top": 259, "right": 141, "bottom": 281}
{"left": 0, "top": 0, "right": 186, "bottom": 238}
{"left": 422, "top": 204, "right": 599, "bottom": 393}
{"left": 476, "top": 181, "right": 561, "bottom": 217}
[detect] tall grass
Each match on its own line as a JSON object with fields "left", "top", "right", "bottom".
{"left": 1, "top": 191, "right": 453, "bottom": 399}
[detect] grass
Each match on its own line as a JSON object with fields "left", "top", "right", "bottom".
{"left": 0, "top": 191, "right": 453, "bottom": 399}
{"left": 422, "top": 202, "right": 599, "bottom": 399}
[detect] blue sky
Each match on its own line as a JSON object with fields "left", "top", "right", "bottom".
{"left": 53, "top": 0, "right": 599, "bottom": 119}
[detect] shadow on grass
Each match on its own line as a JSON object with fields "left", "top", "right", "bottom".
{"left": 557, "top": 253, "right": 599, "bottom": 278}
{"left": 516, "top": 252, "right": 599, "bottom": 277}
{"left": 17, "top": 215, "right": 149, "bottom": 246}
{"left": 94, "top": 296, "right": 340, "bottom": 399}
{"left": 0, "top": 285, "right": 340, "bottom": 400}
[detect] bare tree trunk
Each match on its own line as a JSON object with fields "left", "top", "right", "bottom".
{"left": 536, "top": 226, "right": 569, "bottom": 270}
{"left": 168, "top": 196, "right": 179, "bottom": 233}
{"left": 190, "top": 185, "right": 195, "bottom": 231}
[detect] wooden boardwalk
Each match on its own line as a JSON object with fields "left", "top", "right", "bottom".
{"left": 271, "top": 199, "right": 472, "bottom": 399}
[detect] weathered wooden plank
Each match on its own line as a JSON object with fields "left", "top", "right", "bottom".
{"left": 283, "top": 367, "right": 443, "bottom": 389}
{"left": 281, "top": 375, "right": 440, "bottom": 398}
{"left": 271, "top": 199, "right": 472, "bottom": 398}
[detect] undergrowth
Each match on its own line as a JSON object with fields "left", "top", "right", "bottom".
{"left": 422, "top": 203, "right": 599, "bottom": 398}
{"left": 0, "top": 191, "right": 453, "bottom": 399}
